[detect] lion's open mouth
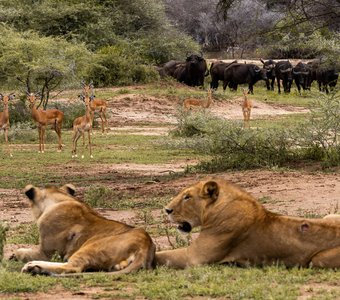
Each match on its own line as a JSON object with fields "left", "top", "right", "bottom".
{"left": 178, "top": 221, "right": 192, "bottom": 233}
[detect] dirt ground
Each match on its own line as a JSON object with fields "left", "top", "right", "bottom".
{"left": 1, "top": 85, "right": 339, "bottom": 298}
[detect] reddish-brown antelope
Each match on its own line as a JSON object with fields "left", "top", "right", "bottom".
{"left": 183, "top": 88, "right": 213, "bottom": 110}
{"left": 0, "top": 93, "right": 15, "bottom": 157}
{"left": 72, "top": 94, "right": 93, "bottom": 158}
{"left": 27, "top": 93, "right": 64, "bottom": 153}
{"left": 82, "top": 81, "right": 108, "bottom": 133}
{"left": 241, "top": 89, "right": 252, "bottom": 128}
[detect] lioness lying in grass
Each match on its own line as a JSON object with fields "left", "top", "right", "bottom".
{"left": 12, "top": 184, "right": 155, "bottom": 275}
{"left": 156, "top": 178, "right": 340, "bottom": 269}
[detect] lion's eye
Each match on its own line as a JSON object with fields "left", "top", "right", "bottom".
{"left": 183, "top": 194, "right": 191, "bottom": 201}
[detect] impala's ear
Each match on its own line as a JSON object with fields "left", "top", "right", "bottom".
{"left": 0, "top": 93, "right": 3, "bottom": 101}
{"left": 9, "top": 93, "right": 15, "bottom": 100}
{"left": 78, "top": 94, "right": 85, "bottom": 101}
{"left": 201, "top": 181, "right": 219, "bottom": 202}
{"left": 61, "top": 184, "right": 76, "bottom": 196}
{"left": 24, "top": 184, "right": 38, "bottom": 201}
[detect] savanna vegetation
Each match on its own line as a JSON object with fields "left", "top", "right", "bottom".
{"left": 0, "top": 0, "right": 339, "bottom": 299}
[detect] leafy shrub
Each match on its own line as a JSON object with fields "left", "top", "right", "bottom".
{"left": 170, "top": 91, "right": 340, "bottom": 171}
{"left": 84, "top": 185, "right": 119, "bottom": 209}
{"left": 7, "top": 97, "right": 31, "bottom": 124}
{"left": 300, "top": 91, "right": 340, "bottom": 167}
{"left": 53, "top": 102, "right": 86, "bottom": 129}
{"left": 170, "top": 110, "right": 301, "bottom": 170}
{"left": 88, "top": 45, "right": 159, "bottom": 87}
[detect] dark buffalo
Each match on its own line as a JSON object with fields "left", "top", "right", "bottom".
{"left": 260, "top": 59, "right": 276, "bottom": 91}
{"left": 223, "top": 63, "right": 267, "bottom": 94}
{"left": 182, "top": 54, "right": 208, "bottom": 87}
{"left": 210, "top": 60, "right": 237, "bottom": 90}
{"left": 317, "top": 68, "right": 339, "bottom": 93}
{"left": 157, "top": 60, "right": 183, "bottom": 77}
{"left": 158, "top": 54, "right": 208, "bottom": 87}
{"left": 307, "top": 59, "right": 339, "bottom": 93}
{"left": 275, "top": 61, "right": 293, "bottom": 93}
{"left": 292, "top": 62, "right": 310, "bottom": 94}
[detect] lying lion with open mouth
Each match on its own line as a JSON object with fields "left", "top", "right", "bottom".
{"left": 156, "top": 178, "right": 340, "bottom": 269}
{"left": 11, "top": 184, "right": 155, "bottom": 276}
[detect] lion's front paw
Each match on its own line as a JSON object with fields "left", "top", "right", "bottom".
{"left": 21, "top": 261, "right": 52, "bottom": 276}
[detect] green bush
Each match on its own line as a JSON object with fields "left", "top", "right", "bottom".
{"left": 53, "top": 102, "right": 86, "bottom": 129}
{"left": 8, "top": 97, "right": 32, "bottom": 124}
{"left": 170, "top": 110, "right": 301, "bottom": 170}
{"left": 88, "top": 45, "right": 159, "bottom": 87}
{"left": 170, "top": 91, "right": 340, "bottom": 171}
{"left": 300, "top": 91, "right": 340, "bottom": 167}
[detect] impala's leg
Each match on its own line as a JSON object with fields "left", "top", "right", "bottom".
{"left": 90, "top": 111, "right": 94, "bottom": 135}
{"left": 37, "top": 125, "right": 42, "bottom": 153}
{"left": 55, "top": 121, "right": 62, "bottom": 152}
{"left": 88, "top": 130, "right": 93, "bottom": 158}
{"left": 41, "top": 126, "right": 46, "bottom": 153}
{"left": 98, "top": 109, "right": 104, "bottom": 134}
{"left": 103, "top": 108, "right": 108, "bottom": 133}
{"left": 72, "top": 128, "right": 80, "bottom": 158}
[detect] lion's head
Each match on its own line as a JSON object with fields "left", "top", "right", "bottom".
{"left": 24, "top": 184, "right": 76, "bottom": 220}
{"left": 164, "top": 179, "right": 220, "bottom": 233}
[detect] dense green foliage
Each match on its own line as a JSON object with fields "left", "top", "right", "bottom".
{"left": 0, "top": 0, "right": 199, "bottom": 93}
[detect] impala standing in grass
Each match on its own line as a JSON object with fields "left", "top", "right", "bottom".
{"left": 27, "top": 92, "right": 64, "bottom": 153}
{"left": 72, "top": 94, "right": 93, "bottom": 158}
{"left": 0, "top": 93, "right": 15, "bottom": 156}
{"left": 82, "top": 81, "right": 108, "bottom": 134}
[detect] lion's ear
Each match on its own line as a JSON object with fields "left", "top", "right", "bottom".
{"left": 202, "top": 181, "right": 219, "bottom": 202}
{"left": 61, "top": 184, "right": 76, "bottom": 196}
{"left": 24, "top": 185, "right": 38, "bottom": 201}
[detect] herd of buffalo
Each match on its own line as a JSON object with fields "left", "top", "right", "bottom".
{"left": 157, "top": 54, "right": 339, "bottom": 94}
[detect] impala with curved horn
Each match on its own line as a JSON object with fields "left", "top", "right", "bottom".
{"left": 27, "top": 92, "right": 64, "bottom": 153}
{"left": 81, "top": 80, "right": 108, "bottom": 134}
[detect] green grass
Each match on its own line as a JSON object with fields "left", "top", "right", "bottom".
{"left": 0, "top": 130, "right": 201, "bottom": 189}
{"left": 0, "top": 264, "right": 339, "bottom": 299}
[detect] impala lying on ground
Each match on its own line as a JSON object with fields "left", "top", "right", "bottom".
{"left": 27, "top": 93, "right": 64, "bottom": 153}
{"left": 183, "top": 88, "right": 213, "bottom": 110}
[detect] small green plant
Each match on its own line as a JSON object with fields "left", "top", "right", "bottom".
{"left": 0, "top": 222, "right": 9, "bottom": 262}
{"left": 7, "top": 223, "right": 39, "bottom": 245}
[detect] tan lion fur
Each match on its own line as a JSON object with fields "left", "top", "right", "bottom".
{"left": 156, "top": 178, "right": 340, "bottom": 269}
{"left": 12, "top": 184, "right": 155, "bottom": 276}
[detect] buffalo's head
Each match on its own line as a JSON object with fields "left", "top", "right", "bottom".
{"left": 254, "top": 66, "right": 268, "bottom": 80}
